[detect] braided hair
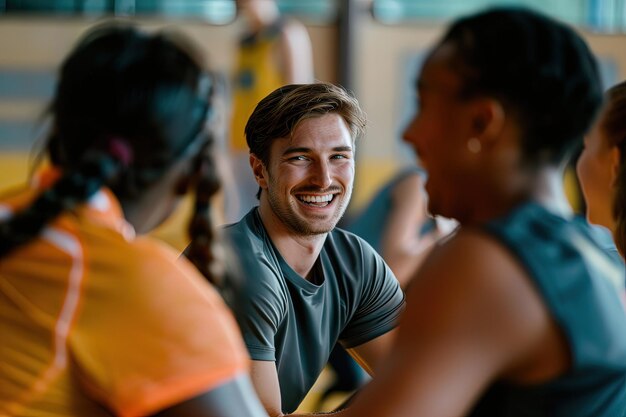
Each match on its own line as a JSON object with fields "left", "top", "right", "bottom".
{"left": 0, "top": 23, "right": 224, "bottom": 284}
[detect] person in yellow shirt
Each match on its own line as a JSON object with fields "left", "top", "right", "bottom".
{"left": 0, "top": 23, "right": 267, "bottom": 417}
{"left": 228, "top": 0, "right": 313, "bottom": 221}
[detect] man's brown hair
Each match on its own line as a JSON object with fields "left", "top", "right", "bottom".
{"left": 245, "top": 82, "right": 366, "bottom": 166}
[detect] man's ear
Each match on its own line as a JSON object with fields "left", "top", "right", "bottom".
{"left": 470, "top": 98, "right": 505, "bottom": 148}
{"left": 250, "top": 153, "right": 268, "bottom": 189}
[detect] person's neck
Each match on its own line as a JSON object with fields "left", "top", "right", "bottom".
{"left": 460, "top": 165, "right": 572, "bottom": 226}
{"left": 120, "top": 195, "right": 161, "bottom": 235}
{"left": 257, "top": 201, "right": 327, "bottom": 280}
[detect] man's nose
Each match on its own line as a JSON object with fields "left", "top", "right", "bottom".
{"left": 310, "top": 160, "right": 333, "bottom": 189}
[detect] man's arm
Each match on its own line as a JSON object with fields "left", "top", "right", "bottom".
{"left": 247, "top": 341, "right": 399, "bottom": 417}
{"left": 251, "top": 358, "right": 346, "bottom": 417}
{"left": 249, "top": 360, "right": 284, "bottom": 417}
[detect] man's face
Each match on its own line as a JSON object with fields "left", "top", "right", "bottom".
{"left": 256, "top": 112, "right": 355, "bottom": 236}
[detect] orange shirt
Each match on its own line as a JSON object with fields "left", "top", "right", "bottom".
{"left": 0, "top": 171, "right": 249, "bottom": 416}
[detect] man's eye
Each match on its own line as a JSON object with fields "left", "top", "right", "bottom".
{"left": 331, "top": 154, "right": 349, "bottom": 160}
{"left": 290, "top": 155, "right": 308, "bottom": 161}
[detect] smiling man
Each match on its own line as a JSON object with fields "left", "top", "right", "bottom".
{"left": 222, "top": 83, "right": 405, "bottom": 416}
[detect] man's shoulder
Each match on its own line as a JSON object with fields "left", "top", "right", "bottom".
{"left": 323, "top": 227, "right": 391, "bottom": 286}
{"left": 326, "top": 226, "right": 379, "bottom": 257}
{"left": 221, "top": 209, "right": 287, "bottom": 291}
{"left": 222, "top": 209, "right": 264, "bottom": 246}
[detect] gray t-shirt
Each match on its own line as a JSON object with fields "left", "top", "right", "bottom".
{"left": 223, "top": 208, "right": 405, "bottom": 413}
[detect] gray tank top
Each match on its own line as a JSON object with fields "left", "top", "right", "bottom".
{"left": 469, "top": 202, "right": 626, "bottom": 417}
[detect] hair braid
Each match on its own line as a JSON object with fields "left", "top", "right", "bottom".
{"left": 184, "top": 141, "right": 222, "bottom": 284}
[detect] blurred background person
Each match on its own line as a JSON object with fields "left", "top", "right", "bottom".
{"left": 0, "top": 23, "right": 268, "bottom": 417}
{"left": 228, "top": 0, "right": 314, "bottom": 222}
{"left": 346, "top": 166, "right": 458, "bottom": 288}
{"left": 577, "top": 79, "right": 626, "bottom": 262}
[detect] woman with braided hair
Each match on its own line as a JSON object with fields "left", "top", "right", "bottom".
{"left": 0, "top": 24, "right": 267, "bottom": 417}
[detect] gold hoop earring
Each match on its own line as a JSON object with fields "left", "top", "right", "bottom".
{"left": 467, "top": 138, "right": 481, "bottom": 154}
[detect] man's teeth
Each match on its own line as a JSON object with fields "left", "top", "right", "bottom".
{"left": 299, "top": 194, "right": 334, "bottom": 203}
